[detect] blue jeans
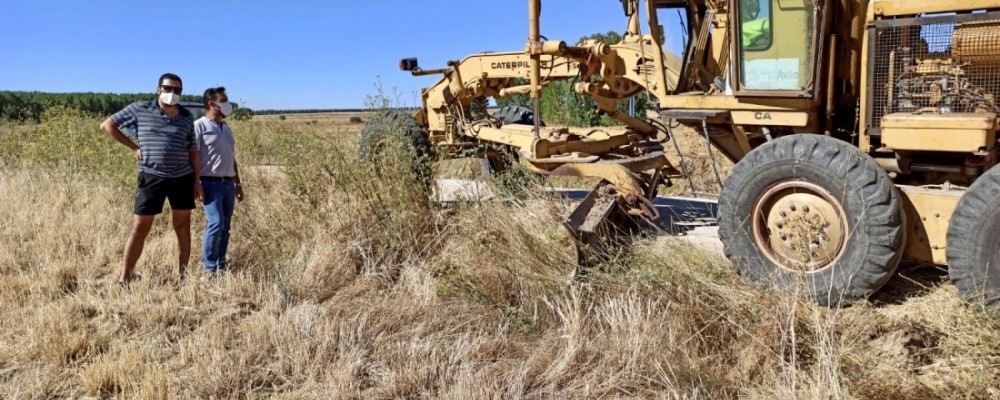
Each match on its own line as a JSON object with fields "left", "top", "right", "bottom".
{"left": 202, "top": 180, "right": 236, "bottom": 273}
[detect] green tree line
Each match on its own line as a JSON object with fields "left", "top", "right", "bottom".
{"left": 495, "top": 31, "right": 650, "bottom": 126}
{"left": 0, "top": 91, "right": 207, "bottom": 122}
{"left": 254, "top": 107, "right": 420, "bottom": 115}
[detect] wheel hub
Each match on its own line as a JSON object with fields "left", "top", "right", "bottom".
{"left": 752, "top": 181, "right": 848, "bottom": 273}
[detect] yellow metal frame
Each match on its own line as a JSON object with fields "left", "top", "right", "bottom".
{"left": 881, "top": 113, "right": 998, "bottom": 153}
{"left": 405, "top": 0, "right": 1000, "bottom": 268}
{"left": 872, "top": 0, "right": 1000, "bottom": 17}
{"left": 898, "top": 185, "right": 963, "bottom": 265}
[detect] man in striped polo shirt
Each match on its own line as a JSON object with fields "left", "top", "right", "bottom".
{"left": 99, "top": 73, "right": 202, "bottom": 285}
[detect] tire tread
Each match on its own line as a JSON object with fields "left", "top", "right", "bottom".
{"left": 718, "top": 135, "right": 903, "bottom": 306}
{"left": 947, "top": 166, "right": 1000, "bottom": 308}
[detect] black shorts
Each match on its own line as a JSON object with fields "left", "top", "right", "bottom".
{"left": 134, "top": 172, "right": 196, "bottom": 215}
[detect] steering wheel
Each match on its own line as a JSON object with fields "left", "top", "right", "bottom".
{"left": 741, "top": 0, "right": 761, "bottom": 21}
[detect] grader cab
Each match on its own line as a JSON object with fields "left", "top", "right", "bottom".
{"left": 363, "top": 0, "right": 1000, "bottom": 308}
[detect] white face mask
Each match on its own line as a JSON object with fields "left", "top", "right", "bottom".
{"left": 217, "top": 102, "right": 234, "bottom": 116}
{"left": 159, "top": 92, "right": 180, "bottom": 106}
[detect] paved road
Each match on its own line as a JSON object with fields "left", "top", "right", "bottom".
{"left": 434, "top": 179, "right": 725, "bottom": 256}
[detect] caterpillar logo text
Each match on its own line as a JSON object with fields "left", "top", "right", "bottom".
{"left": 491, "top": 61, "right": 529, "bottom": 70}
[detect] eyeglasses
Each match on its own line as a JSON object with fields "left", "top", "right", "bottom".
{"left": 160, "top": 85, "right": 183, "bottom": 94}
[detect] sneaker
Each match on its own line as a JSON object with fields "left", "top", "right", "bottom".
{"left": 199, "top": 271, "right": 218, "bottom": 283}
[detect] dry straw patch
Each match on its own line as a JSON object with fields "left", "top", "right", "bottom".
{"left": 0, "top": 108, "right": 998, "bottom": 398}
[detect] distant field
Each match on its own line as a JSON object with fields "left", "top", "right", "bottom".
{"left": 253, "top": 108, "right": 494, "bottom": 125}
{"left": 251, "top": 110, "right": 369, "bottom": 136}
{"left": 254, "top": 110, "right": 368, "bottom": 122}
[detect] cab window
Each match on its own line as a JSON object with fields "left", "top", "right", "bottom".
{"left": 738, "top": 0, "right": 817, "bottom": 92}
{"left": 741, "top": 0, "right": 773, "bottom": 51}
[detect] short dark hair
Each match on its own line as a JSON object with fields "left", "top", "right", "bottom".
{"left": 203, "top": 87, "right": 226, "bottom": 107}
{"left": 159, "top": 73, "right": 182, "bottom": 88}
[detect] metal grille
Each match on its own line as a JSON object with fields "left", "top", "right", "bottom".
{"left": 867, "top": 12, "right": 1000, "bottom": 133}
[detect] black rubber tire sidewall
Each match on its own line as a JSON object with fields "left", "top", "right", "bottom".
{"left": 947, "top": 166, "right": 1000, "bottom": 308}
{"left": 492, "top": 105, "right": 544, "bottom": 127}
{"left": 718, "top": 135, "right": 903, "bottom": 306}
{"left": 484, "top": 106, "right": 540, "bottom": 176}
{"left": 358, "top": 110, "right": 430, "bottom": 160}
{"left": 358, "top": 110, "right": 432, "bottom": 184}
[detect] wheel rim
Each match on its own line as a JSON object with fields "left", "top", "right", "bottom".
{"left": 751, "top": 181, "right": 849, "bottom": 274}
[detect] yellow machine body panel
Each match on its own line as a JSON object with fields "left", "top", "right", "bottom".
{"left": 898, "top": 185, "right": 963, "bottom": 265}
{"left": 872, "top": 0, "right": 1000, "bottom": 17}
{"left": 730, "top": 111, "right": 810, "bottom": 126}
{"left": 881, "top": 113, "right": 998, "bottom": 153}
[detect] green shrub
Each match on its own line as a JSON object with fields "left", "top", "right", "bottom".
{"left": 231, "top": 107, "right": 254, "bottom": 121}
{"left": 0, "top": 106, "right": 134, "bottom": 186}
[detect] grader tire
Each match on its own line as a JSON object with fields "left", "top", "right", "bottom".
{"left": 481, "top": 106, "right": 545, "bottom": 175}
{"left": 358, "top": 110, "right": 432, "bottom": 181}
{"left": 480, "top": 154, "right": 514, "bottom": 176}
{"left": 718, "top": 135, "right": 903, "bottom": 306}
{"left": 947, "top": 166, "right": 1000, "bottom": 308}
{"left": 492, "top": 105, "right": 545, "bottom": 127}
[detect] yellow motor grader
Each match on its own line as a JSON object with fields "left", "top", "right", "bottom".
{"left": 363, "top": 0, "right": 1000, "bottom": 308}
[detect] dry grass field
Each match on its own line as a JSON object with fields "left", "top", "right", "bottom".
{"left": 0, "top": 107, "right": 999, "bottom": 399}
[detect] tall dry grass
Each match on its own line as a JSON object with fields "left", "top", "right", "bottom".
{"left": 0, "top": 108, "right": 998, "bottom": 399}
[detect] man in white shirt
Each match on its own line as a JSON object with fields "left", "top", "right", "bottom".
{"left": 195, "top": 87, "right": 244, "bottom": 274}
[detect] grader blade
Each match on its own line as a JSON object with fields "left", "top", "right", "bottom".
{"left": 564, "top": 182, "right": 620, "bottom": 267}
{"left": 549, "top": 163, "right": 646, "bottom": 199}
{"left": 546, "top": 158, "right": 664, "bottom": 221}
{"left": 564, "top": 180, "right": 659, "bottom": 268}
{"left": 542, "top": 156, "right": 670, "bottom": 268}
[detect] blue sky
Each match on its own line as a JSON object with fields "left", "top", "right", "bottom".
{"left": 1, "top": 1, "right": 685, "bottom": 110}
